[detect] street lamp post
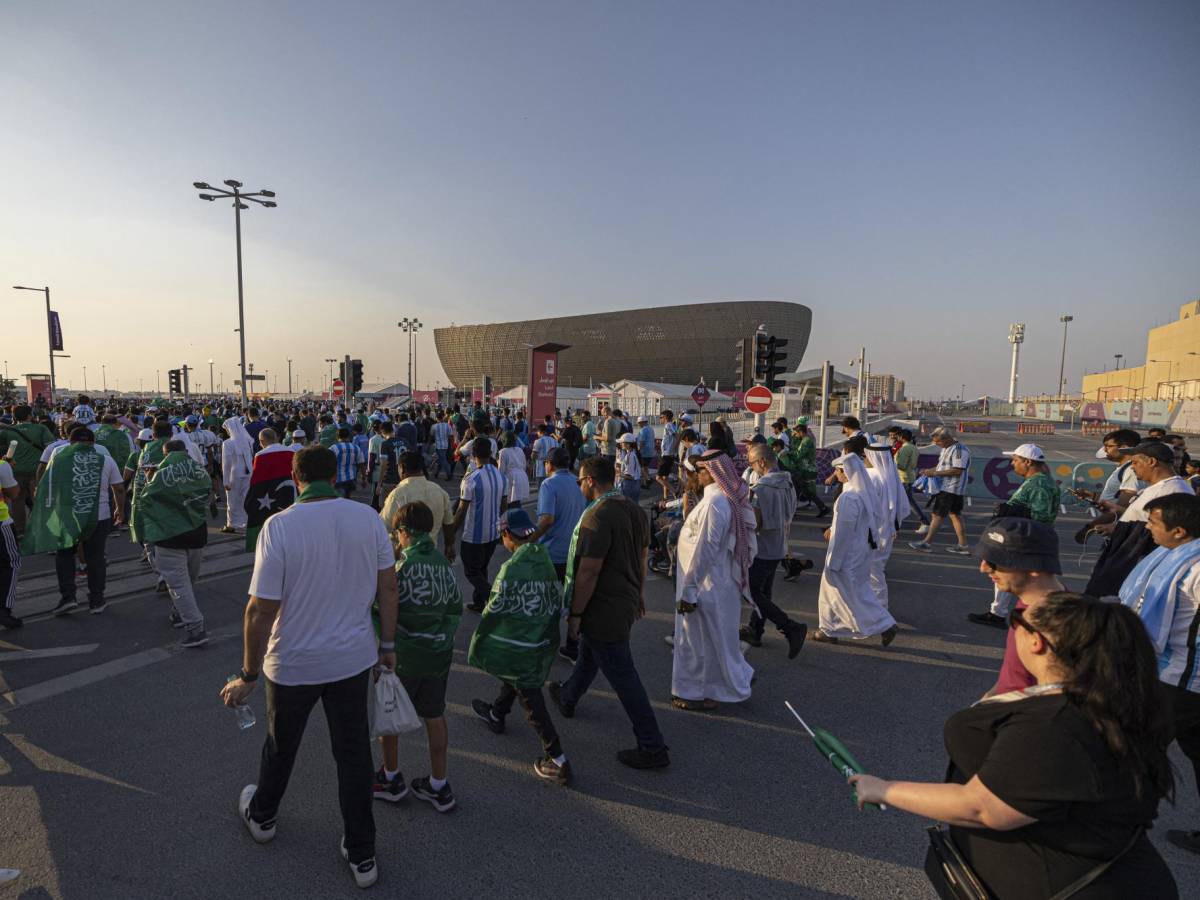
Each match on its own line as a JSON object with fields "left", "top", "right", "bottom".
{"left": 83, "top": 366, "right": 88, "bottom": 391}
{"left": 1057, "top": 315, "right": 1074, "bottom": 400}
{"left": 287, "top": 357, "right": 293, "bottom": 395}
{"left": 1114, "top": 353, "right": 1123, "bottom": 371}
{"left": 12, "top": 285, "right": 58, "bottom": 397}
{"left": 398, "top": 318, "right": 422, "bottom": 398}
{"left": 208, "top": 359, "right": 215, "bottom": 397}
{"left": 192, "top": 179, "right": 278, "bottom": 405}
{"left": 102, "top": 364, "right": 107, "bottom": 393}
{"left": 325, "top": 358, "right": 337, "bottom": 402}
{"left": 156, "top": 369, "right": 161, "bottom": 394}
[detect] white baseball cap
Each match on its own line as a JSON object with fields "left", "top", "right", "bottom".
{"left": 617, "top": 433, "right": 636, "bottom": 444}
{"left": 1003, "top": 443, "right": 1045, "bottom": 461}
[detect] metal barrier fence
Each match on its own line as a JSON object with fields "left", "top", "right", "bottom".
{"left": 1017, "top": 423, "right": 1056, "bottom": 434}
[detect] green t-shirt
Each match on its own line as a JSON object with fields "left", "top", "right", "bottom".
{"left": 1010, "top": 471, "right": 1061, "bottom": 524}
{"left": 894, "top": 443, "right": 919, "bottom": 484}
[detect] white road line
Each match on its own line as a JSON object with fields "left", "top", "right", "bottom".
{"left": 11, "top": 647, "right": 172, "bottom": 707}
{"left": 0, "top": 644, "right": 100, "bottom": 663}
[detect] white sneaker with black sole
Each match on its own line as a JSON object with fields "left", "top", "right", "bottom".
{"left": 238, "top": 784, "right": 276, "bottom": 843}
{"left": 340, "top": 838, "right": 378, "bottom": 888}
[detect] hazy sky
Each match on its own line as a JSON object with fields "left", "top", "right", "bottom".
{"left": 3, "top": 1, "right": 1197, "bottom": 399}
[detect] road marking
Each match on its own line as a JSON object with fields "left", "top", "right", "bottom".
{"left": 0, "top": 643, "right": 100, "bottom": 663}
{"left": 4, "top": 733, "right": 151, "bottom": 793}
{"left": 11, "top": 647, "right": 173, "bottom": 708}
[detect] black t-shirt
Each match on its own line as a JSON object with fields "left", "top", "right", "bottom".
{"left": 562, "top": 424, "right": 582, "bottom": 452}
{"left": 572, "top": 495, "right": 649, "bottom": 642}
{"left": 944, "top": 693, "right": 1176, "bottom": 899}
{"left": 379, "top": 438, "right": 403, "bottom": 484}
{"left": 155, "top": 522, "right": 209, "bottom": 551}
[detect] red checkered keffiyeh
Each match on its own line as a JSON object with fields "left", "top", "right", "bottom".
{"left": 697, "top": 450, "right": 753, "bottom": 596}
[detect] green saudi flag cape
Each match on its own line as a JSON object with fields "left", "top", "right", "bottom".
{"left": 21, "top": 443, "right": 106, "bottom": 554}
{"left": 95, "top": 424, "right": 132, "bottom": 471}
{"left": 373, "top": 533, "right": 463, "bottom": 679}
{"left": 132, "top": 451, "right": 211, "bottom": 544}
{"left": 128, "top": 439, "right": 167, "bottom": 542}
{"left": 468, "top": 542, "right": 562, "bottom": 688}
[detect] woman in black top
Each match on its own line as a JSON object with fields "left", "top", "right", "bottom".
{"left": 851, "top": 593, "right": 1177, "bottom": 899}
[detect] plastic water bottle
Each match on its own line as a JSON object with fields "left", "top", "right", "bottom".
{"left": 226, "top": 675, "right": 256, "bottom": 730}
{"left": 5, "top": 440, "right": 15, "bottom": 461}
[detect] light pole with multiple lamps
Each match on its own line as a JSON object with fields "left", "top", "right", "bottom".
{"left": 325, "top": 358, "right": 338, "bottom": 402}
{"left": 192, "top": 179, "right": 277, "bottom": 405}
{"left": 397, "top": 318, "right": 422, "bottom": 398}
{"left": 12, "top": 284, "right": 59, "bottom": 397}
{"left": 1056, "top": 315, "right": 1074, "bottom": 400}
{"left": 1114, "top": 353, "right": 1123, "bottom": 371}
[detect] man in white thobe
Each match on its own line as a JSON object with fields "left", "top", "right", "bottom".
{"left": 672, "top": 451, "right": 756, "bottom": 709}
{"left": 221, "top": 416, "right": 253, "bottom": 533}
{"left": 864, "top": 444, "right": 909, "bottom": 609}
{"left": 812, "top": 453, "right": 898, "bottom": 646}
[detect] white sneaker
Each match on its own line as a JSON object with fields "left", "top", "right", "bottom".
{"left": 0, "top": 869, "right": 20, "bottom": 885}
{"left": 663, "top": 634, "right": 674, "bottom": 648}
{"left": 915, "top": 524, "right": 928, "bottom": 535}
{"left": 238, "top": 784, "right": 276, "bottom": 844}
{"left": 340, "top": 838, "right": 379, "bottom": 888}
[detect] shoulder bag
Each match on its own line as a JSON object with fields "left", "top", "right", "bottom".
{"left": 925, "top": 824, "right": 1143, "bottom": 900}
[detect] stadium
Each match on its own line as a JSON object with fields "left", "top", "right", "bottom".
{"left": 433, "top": 300, "right": 812, "bottom": 392}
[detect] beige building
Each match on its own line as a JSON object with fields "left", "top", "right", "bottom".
{"left": 866, "top": 373, "right": 906, "bottom": 403}
{"left": 1082, "top": 300, "right": 1200, "bottom": 401}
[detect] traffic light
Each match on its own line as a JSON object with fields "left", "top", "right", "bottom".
{"left": 168, "top": 368, "right": 182, "bottom": 394}
{"left": 734, "top": 338, "right": 748, "bottom": 393}
{"left": 764, "top": 336, "right": 789, "bottom": 391}
{"left": 350, "top": 359, "right": 363, "bottom": 393}
{"left": 338, "top": 361, "right": 347, "bottom": 385}
{"left": 753, "top": 332, "right": 770, "bottom": 382}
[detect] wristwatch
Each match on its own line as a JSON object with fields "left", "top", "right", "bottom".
{"left": 238, "top": 668, "right": 259, "bottom": 683}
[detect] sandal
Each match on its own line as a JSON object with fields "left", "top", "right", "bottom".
{"left": 671, "top": 697, "right": 718, "bottom": 712}
{"left": 809, "top": 630, "right": 839, "bottom": 644}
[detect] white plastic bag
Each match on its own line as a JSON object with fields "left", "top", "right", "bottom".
{"left": 371, "top": 671, "right": 422, "bottom": 737}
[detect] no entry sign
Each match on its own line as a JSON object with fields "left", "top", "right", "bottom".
{"left": 744, "top": 385, "right": 773, "bottom": 414}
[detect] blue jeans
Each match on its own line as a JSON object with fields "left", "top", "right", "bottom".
{"left": 620, "top": 478, "right": 641, "bottom": 503}
{"left": 904, "top": 483, "right": 930, "bottom": 525}
{"left": 434, "top": 448, "right": 452, "bottom": 479}
{"left": 560, "top": 634, "right": 665, "bottom": 750}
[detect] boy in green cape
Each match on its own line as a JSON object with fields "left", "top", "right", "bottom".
{"left": 372, "top": 501, "right": 463, "bottom": 812}
{"left": 469, "top": 508, "right": 572, "bottom": 785}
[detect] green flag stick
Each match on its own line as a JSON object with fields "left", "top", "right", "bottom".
{"left": 785, "top": 701, "right": 884, "bottom": 811}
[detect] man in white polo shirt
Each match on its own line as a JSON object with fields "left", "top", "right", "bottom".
{"left": 221, "top": 446, "right": 398, "bottom": 889}
{"left": 908, "top": 427, "right": 972, "bottom": 555}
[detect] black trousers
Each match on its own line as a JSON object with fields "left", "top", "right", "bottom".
{"left": 1166, "top": 683, "right": 1200, "bottom": 804}
{"left": 54, "top": 517, "right": 112, "bottom": 604}
{"left": 493, "top": 682, "right": 563, "bottom": 758}
{"left": 249, "top": 668, "right": 376, "bottom": 864}
{"left": 746, "top": 556, "right": 796, "bottom": 639}
{"left": 0, "top": 523, "right": 20, "bottom": 611}
{"left": 460, "top": 539, "right": 499, "bottom": 607}
{"left": 561, "top": 633, "right": 665, "bottom": 750}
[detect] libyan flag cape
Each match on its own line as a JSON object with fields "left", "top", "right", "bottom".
{"left": 244, "top": 447, "right": 297, "bottom": 551}
{"left": 132, "top": 451, "right": 211, "bottom": 544}
{"left": 21, "top": 443, "right": 106, "bottom": 554}
{"left": 468, "top": 542, "right": 562, "bottom": 689}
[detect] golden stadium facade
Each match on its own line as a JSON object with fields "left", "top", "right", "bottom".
{"left": 433, "top": 300, "right": 812, "bottom": 391}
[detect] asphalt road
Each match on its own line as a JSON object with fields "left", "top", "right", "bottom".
{"left": 2, "top": 430, "right": 1198, "bottom": 899}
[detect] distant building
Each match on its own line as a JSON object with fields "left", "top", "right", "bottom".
{"left": 1082, "top": 299, "right": 1200, "bottom": 401}
{"left": 433, "top": 301, "right": 812, "bottom": 392}
{"left": 866, "top": 373, "right": 906, "bottom": 403}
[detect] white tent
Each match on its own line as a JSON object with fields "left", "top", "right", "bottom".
{"left": 494, "top": 384, "right": 593, "bottom": 410}
{"left": 597, "top": 380, "right": 733, "bottom": 419}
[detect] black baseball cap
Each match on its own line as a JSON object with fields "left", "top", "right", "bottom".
{"left": 974, "top": 517, "right": 1062, "bottom": 574}
{"left": 1115, "top": 441, "right": 1174, "bottom": 465}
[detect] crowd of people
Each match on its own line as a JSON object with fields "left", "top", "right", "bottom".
{"left": 2, "top": 393, "right": 1200, "bottom": 895}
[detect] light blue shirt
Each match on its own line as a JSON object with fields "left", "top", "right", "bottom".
{"left": 536, "top": 470, "right": 587, "bottom": 565}
{"left": 637, "top": 425, "right": 656, "bottom": 457}
{"left": 460, "top": 464, "right": 505, "bottom": 545}
{"left": 332, "top": 440, "right": 365, "bottom": 483}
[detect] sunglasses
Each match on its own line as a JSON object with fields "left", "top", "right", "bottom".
{"left": 1008, "top": 608, "right": 1055, "bottom": 653}
{"left": 576, "top": 475, "right": 592, "bottom": 486}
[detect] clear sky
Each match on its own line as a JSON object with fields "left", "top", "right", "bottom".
{"left": 3, "top": 1, "right": 1197, "bottom": 399}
